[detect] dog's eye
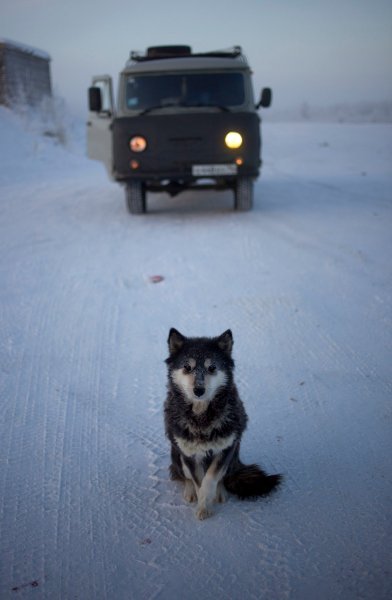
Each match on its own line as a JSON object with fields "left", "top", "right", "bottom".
{"left": 208, "top": 365, "right": 216, "bottom": 374}
{"left": 183, "top": 364, "right": 192, "bottom": 374}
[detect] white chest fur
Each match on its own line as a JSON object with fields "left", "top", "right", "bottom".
{"left": 174, "top": 433, "right": 236, "bottom": 458}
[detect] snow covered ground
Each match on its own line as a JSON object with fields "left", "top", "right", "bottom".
{"left": 0, "top": 106, "right": 391, "bottom": 599}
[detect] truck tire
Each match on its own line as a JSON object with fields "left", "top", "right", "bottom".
{"left": 125, "top": 181, "right": 146, "bottom": 214}
{"left": 234, "top": 177, "right": 253, "bottom": 211}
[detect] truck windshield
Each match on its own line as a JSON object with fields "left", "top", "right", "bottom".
{"left": 125, "top": 72, "right": 245, "bottom": 110}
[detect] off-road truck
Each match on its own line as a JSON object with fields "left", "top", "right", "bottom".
{"left": 87, "top": 45, "right": 271, "bottom": 213}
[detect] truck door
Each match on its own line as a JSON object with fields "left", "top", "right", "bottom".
{"left": 87, "top": 75, "right": 114, "bottom": 175}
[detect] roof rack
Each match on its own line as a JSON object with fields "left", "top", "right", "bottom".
{"left": 130, "top": 46, "right": 243, "bottom": 62}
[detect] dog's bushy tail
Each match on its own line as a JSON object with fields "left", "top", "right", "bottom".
{"left": 224, "top": 463, "right": 282, "bottom": 499}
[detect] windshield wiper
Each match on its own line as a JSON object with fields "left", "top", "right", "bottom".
{"left": 139, "top": 102, "right": 180, "bottom": 116}
{"left": 182, "top": 102, "right": 230, "bottom": 112}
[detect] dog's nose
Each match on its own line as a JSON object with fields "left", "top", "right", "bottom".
{"left": 193, "top": 387, "right": 205, "bottom": 397}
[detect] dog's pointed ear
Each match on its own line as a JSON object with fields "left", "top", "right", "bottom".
{"left": 168, "top": 328, "right": 186, "bottom": 355}
{"left": 216, "top": 329, "right": 233, "bottom": 354}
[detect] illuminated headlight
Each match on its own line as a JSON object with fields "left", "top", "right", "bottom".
{"left": 129, "top": 136, "right": 147, "bottom": 152}
{"left": 225, "top": 131, "right": 243, "bottom": 149}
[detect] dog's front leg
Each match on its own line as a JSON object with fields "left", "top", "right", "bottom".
{"left": 196, "top": 456, "right": 225, "bottom": 520}
{"left": 196, "top": 444, "right": 236, "bottom": 520}
{"left": 183, "top": 479, "right": 197, "bottom": 503}
{"left": 180, "top": 454, "right": 218, "bottom": 518}
{"left": 196, "top": 477, "right": 219, "bottom": 519}
{"left": 181, "top": 457, "right": 200, "bottom": 503}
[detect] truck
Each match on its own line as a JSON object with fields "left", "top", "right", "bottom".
{"left": 87, "top": 45, "right": 272, "bottom": 214}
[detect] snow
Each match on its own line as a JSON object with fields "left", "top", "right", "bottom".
{"left": 0, "top": 105, "right": 391, "bottom": 599}
{"left": 0, "top": 38, "right": 51, "bottom": 61}
{"left": 267, "top": 100, "right": 392, "bottom": 123}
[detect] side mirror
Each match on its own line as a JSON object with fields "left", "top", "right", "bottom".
{"left": 88, "top": 87, "right": 102, "bottom": 112}
{"left": 256, "top": 87, "right": 272, "bottom": 109}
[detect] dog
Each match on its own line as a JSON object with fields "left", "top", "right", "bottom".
{"left": 164, "top": 328, "right": 281, "bottom": 519}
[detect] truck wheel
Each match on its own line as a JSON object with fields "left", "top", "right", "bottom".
{"left": 234, "top": 177, "right": 253, "bottom": 211}
{"left": 125, "top": 181, "right": 146, "bottom": 214}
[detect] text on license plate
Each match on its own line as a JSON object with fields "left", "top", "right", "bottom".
{"left": 192, "top": 164, "right": 238, "bottom": 176}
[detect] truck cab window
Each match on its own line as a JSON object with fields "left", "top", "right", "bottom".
{"left": 126, "top": 72, "right": 245, "bottom": 110}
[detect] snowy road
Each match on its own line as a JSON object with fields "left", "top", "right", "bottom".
{"left": 0, "top": 112, "right": 391, "bottom": 599}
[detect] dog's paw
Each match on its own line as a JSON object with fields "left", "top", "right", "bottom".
{"left": 183, "top": 480, "right": 197, "bottom": 503}
{"left": 196, "top": 505, "right": 213, "bottom": 520}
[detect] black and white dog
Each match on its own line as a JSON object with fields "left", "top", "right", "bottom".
{"left": 164, "top": 328, "right": 281, "bottom": 519}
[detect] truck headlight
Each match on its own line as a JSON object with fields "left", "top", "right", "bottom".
{"left": 225, "top": 131, "right": 243, "bottom": 149}
{"left": 129, "top": 136, "right": 147, "bottom": 152}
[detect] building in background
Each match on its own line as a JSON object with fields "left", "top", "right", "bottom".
{"left": 0, "top": 39, "right": 52, "bottom": 108}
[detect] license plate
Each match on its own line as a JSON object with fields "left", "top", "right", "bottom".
{"left": 192, "top": 164, "right": 237, "bottom": 176}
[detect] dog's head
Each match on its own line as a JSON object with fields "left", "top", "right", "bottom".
{"left": 165, "top": 328, "right": 234, "bottom": 409}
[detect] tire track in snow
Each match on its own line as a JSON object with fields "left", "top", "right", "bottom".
{"left": 0, "top": 285, "right": 124, "bottom": 598}
{"left": 1, "top": 300, "right": 59, "bottom": 595}
{"left": 48, "top": 291, "right": 114, "bottom": 599}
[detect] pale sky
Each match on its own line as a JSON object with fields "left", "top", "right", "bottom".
{"left": 2, "top": 0, "right": 392, "bottom": 116}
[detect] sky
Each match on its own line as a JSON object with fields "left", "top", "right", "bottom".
{"left": 1, "top": 0, "right": 392, "bottom": 116}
